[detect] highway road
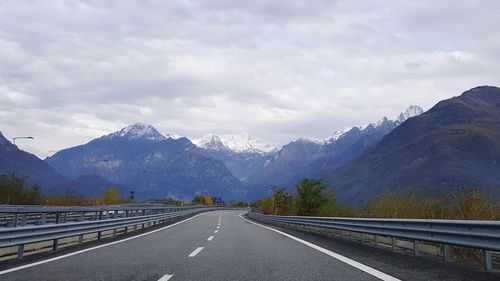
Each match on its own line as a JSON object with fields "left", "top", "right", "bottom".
{"left": 0, "top": 210, "right": 497, "bottom": 281}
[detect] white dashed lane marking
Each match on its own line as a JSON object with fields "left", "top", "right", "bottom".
{"left": 188, "top": 247, "right": 204, "bottom": 257}
{"left": 158, "top": 274, "right": 174, "bottom": 281}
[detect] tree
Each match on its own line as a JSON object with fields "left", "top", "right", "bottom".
{"left": 192, "top": 194, "right": 205, "bottom": 205}
{"left": 259, "top": 197, "right": 274, "bottom": 215}
{"left": 295, "top": 179, "right": 329, "bottom": 216}
{"left": 0, "top": 173, "right": 44, "bottom": 205}
{"left": 272, "top": 186, "right": 295, "bottom": 215}
{"left": 204, "top": 196, "right": 214, "bottom": 205}
{"left": 104, "top": 187, "right": 119, "bottom": 205}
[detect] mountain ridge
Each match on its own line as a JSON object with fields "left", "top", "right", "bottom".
{"left": 324, "top": 86, "right": 500, "bottom": 206}
{"left": 46, "top": 124, "right": 245, "bottom": 200}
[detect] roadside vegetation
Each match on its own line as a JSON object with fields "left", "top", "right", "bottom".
{"left": 251, "top": 178, "right": 500, "bottom": 262}
{"left": 0, "top": 173, "right": 44, "bottom": 205}
{"left": 251, "top": 178, "right": 500, "bottom": 221}
{"left": 252, "top": 179, "right": 357, "bottom": 217}
{"left": 0, "top": 173, "right": 224, "bottom": 207}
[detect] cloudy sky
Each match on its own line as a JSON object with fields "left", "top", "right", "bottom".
{"left": 1, "top": 0, "right": 499, "bottom": 157}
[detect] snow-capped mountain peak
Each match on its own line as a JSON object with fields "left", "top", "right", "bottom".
{"left": 165, "top": 133, "right": 181, "bottom": 139}
{"left": 193, "top": 133, "right": 277, "bottom": 154}
{"left": 397, "top": 105, "right": 423, "bottom": 122}
{"left": 107, "top": 123, "right": 166, "bottom": 142}
{"left": 296, "top": 137, "right": 323, "bottom": 144}
{"left": 325, "top": 127, "right": 352, "bottom": 143}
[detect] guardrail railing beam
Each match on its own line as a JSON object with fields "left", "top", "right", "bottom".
{"left": 247, "top": 211, "right": 500, "bottom": 272}
{"left": 0, "top": 206, "right": 227, "bottom": 260}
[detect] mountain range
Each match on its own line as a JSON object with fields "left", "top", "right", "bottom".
{"left": 43, "top": 105, "right": 423, "bottom": 200}
{"left": 325, "top": 86, "right": 500, "bottom": 206}
{"left": 2, "top": 86, "right": 499, "bottom": 205}
{"left": 0, "top": 131, "right": 113, "bottom": 196}
{"left": 45, "top": 124, "right": 245, "bottom": 200}
{"left": 252, "top": 105, "right": 424, "bottom": 188}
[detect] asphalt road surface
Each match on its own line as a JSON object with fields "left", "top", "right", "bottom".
{"left": 0, "top": 210, "right": 497, "bottom": 281}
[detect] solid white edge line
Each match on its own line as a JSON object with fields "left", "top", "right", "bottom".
{"left": 0, "top": 212, "right": 208, "bottom": 276}
{"left": 214, "top": 230, "right": 218, "bottom": 233}
{"left": 188, "top": 247, "right": 204, "bottom": 257}
{"left": 217, "top": 226, "right": 220, "bottom": 229}
{"left": 239, "top": 213, "right": 401, "bottom": 281}
{"left": 207, "top": 236, "right": 214, "bottom": 241}
{"left": 158, "top": 274, "right": 174, "bottom": 281}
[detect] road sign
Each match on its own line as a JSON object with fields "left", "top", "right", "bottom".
{"left": 214, "top": 197, "right": 222, "bottom": 204}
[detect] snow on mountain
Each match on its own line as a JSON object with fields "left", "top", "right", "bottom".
{"left": 106, "top": 123, "right": 166, "bottom": 142}
{"left": 397, "top": 105, "right": 424, "bottom": 122}
{"left": 296, "top": 137, "right": 323, "bottom": 144}
{"left": 325, "top": 127, "right": 352, "bottom": 144}
{"left": 325, "top": 105, "right": 423, "bottom": 142}
{"left": 165, "top": 133, "right": 181, "bottom": 139}
{"left": 193, "top": 133, "right": 277, "bottom": 154}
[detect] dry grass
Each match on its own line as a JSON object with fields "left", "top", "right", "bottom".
{"left": 365, "top": 188, "right": 500, "bottom": 262}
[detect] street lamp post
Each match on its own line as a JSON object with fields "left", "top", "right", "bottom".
{"left": 12, "top": 136, "right": 34, "bottom": 144}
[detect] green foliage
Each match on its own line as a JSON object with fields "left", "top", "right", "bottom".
{"left": 0, "top": 173, "right": 44, "bottom": 205}
{"left": 192, "top": 194, "right": 216, "bottom": 205}
{"left": 255, "top": 180, "right": 352, "bottom": 217}
{"left": 272, "top": 186, "right": 296, "bottom": 215}
{"left": 295, "top": 179, "right": 329, "bottom": 216}
{"left": 192, "top": 194, "right": 205, "bottom": 205}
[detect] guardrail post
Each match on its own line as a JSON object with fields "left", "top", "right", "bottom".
{"left": 79, "top": 212, "right": 85, "bottom": 222}
{"left": 414, "top": 240, "right": 420, "bottom": 256}
{"left": 361, "top": 233, "right": 365, "bottom": 244}
{"left": 41, "top": 213, "right": 47, "bottom": 225}
{"left": 375, "top": 235, "right": 379, "bottom": 247}
{"left": 20, "top": 213, "right": 27, "bottom": 226}
{"left": 443, "top": 244, "right": 450, "bottom": 262}
{"left": 97, "top": 211, "right": 103, "bottom": 240}
{"left": 17, "top": 244, "right": 24, "bottom": 259}
{"left": 391, "top": 237, "right": 396, "bottom": 251}
{"left": 53, "top": 239, "right": 58, "bottom": 251}
{"left": 55, "top": 212, "right": 61, "bottom": 224}
{"left": 78, "top": 234, "right": 83, "bottom": 244}
{"left": 13, "top": 213, "right": 18, "bottom": 227}
{"left": 484, "top": 250, "right": 492, "bottom": 272}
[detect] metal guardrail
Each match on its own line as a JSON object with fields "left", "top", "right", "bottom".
{"left": 247, "top": 211, "right": 500, "bottom": 272}
{"left": 0, "top": 204, "right": 211, "bottom": 228}
{"left": 0, "top": 205, "right": 222, "bottom": 260}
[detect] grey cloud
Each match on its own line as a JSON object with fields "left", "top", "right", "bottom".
{"left": 0, "top": 0, "right": 499, "bottom": 156}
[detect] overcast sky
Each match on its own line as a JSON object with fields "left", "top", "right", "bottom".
{"left": 1, "top": 0, "right": 499, "bottom": 157}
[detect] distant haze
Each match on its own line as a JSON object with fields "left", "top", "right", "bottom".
{"left": 1, "top": 1, "right": 499, "bottom": 157}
